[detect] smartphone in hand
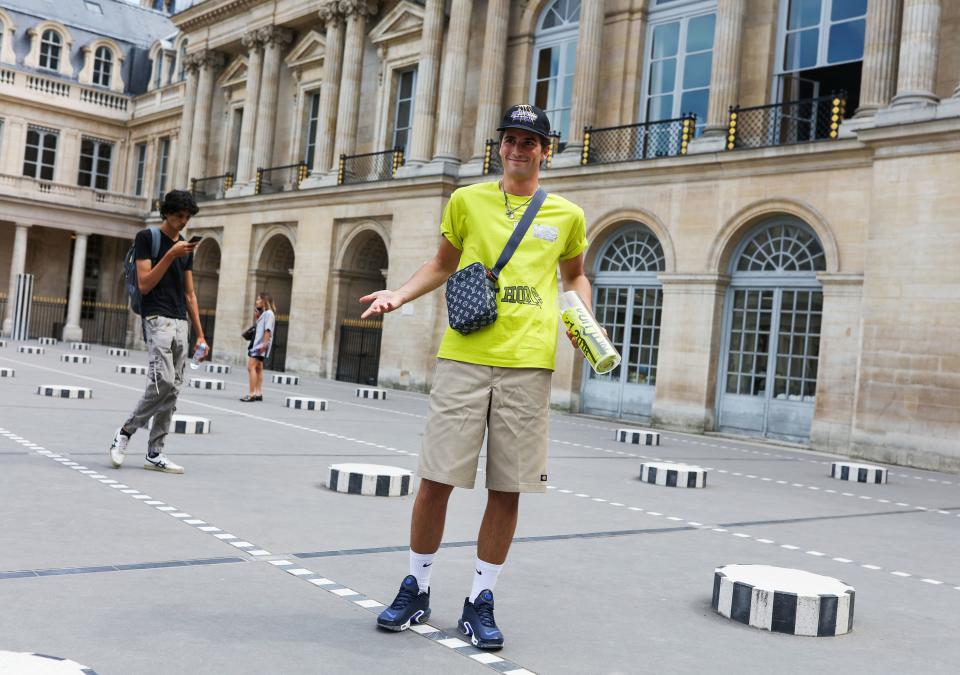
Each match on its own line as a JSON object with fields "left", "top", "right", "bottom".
{"left": 188, "top": 235, "right": 203, "bottom": 243}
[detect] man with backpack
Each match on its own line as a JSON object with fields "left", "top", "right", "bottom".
{"left": 109, "top": 190, "right": 206, "bottom": 474}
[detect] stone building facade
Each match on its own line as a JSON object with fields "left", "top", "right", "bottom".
{"left": 2, "top": 0, "right": 959, "bottom": 472}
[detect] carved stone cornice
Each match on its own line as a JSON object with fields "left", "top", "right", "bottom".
{"left": 193, "top": 50, "right": 227, "bottom": 70}
{"left": 257, "top": 25, "right": 294, "bottom": 46}
{"left": 173, "top": 0, "right": 270, "bottom": 32}
{"left": 338, "top": 0, "right": 378, "bottom": 18}
{"left": 241, "top": 30, "right": 265, "bottom": 50}
{"left": 318, "top": 0, "right": 343, "bottom": 23}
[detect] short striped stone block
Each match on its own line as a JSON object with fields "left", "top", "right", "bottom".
{"left": 205, "top": 363, "right": 231, "bottom": 374}
{"left": 0, "top": 339, "right": 6, "bottom": 347}
{"left": 117, "top": 364, "right": 148, "bottom": 375}
{"left": 171, "top": 415, "right": 211, "bottom": 434}
{"left": 639, "top": 462, "right": 707, "bottom": 488}
{"left": 107, "top": 347, "right": 129, "bottom": 357}
{"left": 327, "top": 463, "right": 412, "bottom": 497}
{"left": 18, "top": 345, "right": 44, "bottom": 355}
{"left": 713, "top": 565, "right": 855, "bottom": 637}
{"left": 70, "top": 342, "right": 91, "bottom": 351}
{"left": 60, "top": 353, "right": 91, "bottom": 364}
{"left": 271, "top": 374, "right": 299, "bottom": 385}
{"left": 356, "top": 387, "right": 387, "bottom": 400}
{"left": 285, "top": 396, "right": 327, "bottom": 411}
{"left": 37, "top": 385, "right": 93, "bottom": 399}
{"left": 37, "top": 337, "right": 58, "bottom": 345}
{"left": 829, "top": 462, "right": 887, "bottom": 485}
{"left": 189, "top": 378, "right": 225, "bottom": 391}
{"left": 0, "top": 368, "right": 14, "bottom": 377}
{"left": 616, "top": 428, "right": 660, "bottom": 445}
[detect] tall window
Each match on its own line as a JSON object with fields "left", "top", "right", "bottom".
{"left": 530, "top": 0, "right": 580, "bottom": 140}
{"left": 154, "top": 53, "right": 163, "bottom": 89}
{"left": 78, "top": 137, "right": 113, "bottom": 191}
{"left": 177, "top": 41, "right": 187, "bottom": 81}
{"left": 228, "top": 108, "right": 243, "bottom": 176}
{"left": 303, "top": 92, "right": 320, "bottom": 167}
{"left": 392, "top": 69, "right": 416, "bottom": 151}
{"left": 643, "top": 2, "right": 716, "bottom": 135}
{"left": 156, "top": 137, "right": 170, "bottom": 197}
{"left": 93, "top": 46, "right": 113, "bottom": 87}
{"left": 134, "top": 143, "right": 147, "bottom": 196}
{"left": 23, "top": 126, "right": 59, "bottom": 181}
{"left": 776, "top": 0, "right": 866, "bottom": 110}
{"left": 39, "top": 30, "right": 63, "bottom": 71}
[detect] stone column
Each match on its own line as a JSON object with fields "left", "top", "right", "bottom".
{"left": 401, "top": 0, "right": 444, "bottom": 166}
{"left": 431, "top": 0, "right": 475, "bottom": 166}
{"left": 311, "top": 3, "right": 346, "bottom": 176}
{"left": 469, "top": 0, "right": 510, "bottom": 164}
{"left": 565, "top": 0, "right": 605, "bottom": 148}
{"left": 234, "top": 31, "right": 264, "bottom": 185}
{"left": 250, "top": 26, "right": 293, "bottom": 180}
{"left": 2, "top": 224, "right": 29, "bottom": 335}
{"left": 890, "top": 0, "right": 941, "bottom": 107}
{"left": 701, "top": 0, "right": 746, "bottom": 138}
{"left": 187, "top": 50, "right": 226, "bottom": 183}
{"left": 855, "top": 0, "right": 902, "bottom": 116}
{"left": 173, "top": 57, "right": 200, "bottom": 190}
{"left": 332, "top": 2, "right": 377, "bottom": 162}
{"left": 62, "top": 232, "right": 89, "bottom": 342}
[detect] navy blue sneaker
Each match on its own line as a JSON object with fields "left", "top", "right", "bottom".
{"left": 458, "top": 589, "right": 504, "bottom": 649}
{"left": 377, "top": 575, "right": 431, "bottom": 631}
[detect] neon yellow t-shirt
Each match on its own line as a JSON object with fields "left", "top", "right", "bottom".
{"left": 437, "top": 181, "right": 588, "bottom": 370}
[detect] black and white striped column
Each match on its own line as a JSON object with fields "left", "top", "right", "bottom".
{"left": 117, "top": 364, "right": 148, "bottom": 375}
{"left": 616, "top": 428, "right": 660, "bottom": 445}
{"left": 107, "top": 347, "right": 129, "bottom": 357}
{"left": 70, "top": 342, "right": 91, "bottom": 351}
{"left": 639, "top": 462, "right": 708, "bottom": 488}
{"left": 60, "top": 354, "right": 91, "bottom": 364}
{"left": 37, "top": 385, "right": 93, "bottom": 399}
{"left": 327, "top": 463, "right": 412, "bottom": 496}
{"left": 271, "top": 374, "right": 299, "bottom": 385}
{"left": 189, "top": 378, "right": 225, "bottom": 391}
{"left": 830, "top": 462, "right": 888, "bottom": 484}
{"left": 285, "top": 396, "right": 327, "bottom": 411}
{"left": 0, "top": 368, "right": 14, "bottom": 377}
{"left": 171, "top": 415, "right": 211, "bottom": 434}
{"left": 11, "top": 273, "right": 33, "bottom": 341}
{"left": 38, "top": 337, "right": 58, "bottom": 346}
{"left": 18, "top": 345, "right": 44, "bottom": 355}
{"left": 712, "top": 564, "right": 854, "bottom": 636}
{"left": 205, "top": 363, "right": 231, "bottom": 374}
{"left": 356, "top": 387, "right": 387, "bottom": 400}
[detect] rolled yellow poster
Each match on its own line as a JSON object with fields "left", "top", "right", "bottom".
{"left": 560, "top": 291, "right": 621, "bottom": 375}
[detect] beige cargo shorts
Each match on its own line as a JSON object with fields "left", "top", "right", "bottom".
{"left": 418, "top": 358, "right": 552, "bottom": 493}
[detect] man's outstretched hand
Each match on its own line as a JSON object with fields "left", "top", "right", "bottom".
{"left": 360, "top": 290, "right": 404, "bottom": 319}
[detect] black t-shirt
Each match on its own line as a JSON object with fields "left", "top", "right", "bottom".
{"left": 134, "top": 228, "right": 193, "bottom": 320}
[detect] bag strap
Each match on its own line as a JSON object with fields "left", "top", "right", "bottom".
{"left": 148, "top": 226, "right": 162, "bottom": 260}
{"left": 490, "top": 187, "right": 547, "bottom": 281}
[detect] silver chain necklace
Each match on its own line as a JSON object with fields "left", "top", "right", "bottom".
{"left": 500, "top": 180, "right": 536, "bottom": 221}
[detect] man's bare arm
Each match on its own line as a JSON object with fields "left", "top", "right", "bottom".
{"left": 360, "top": 237, "right": 462, "bottom": 318}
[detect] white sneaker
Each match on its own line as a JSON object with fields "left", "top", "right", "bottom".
{"left": 109, "top": 427, "right": 129, "bottom": 468}
{"left": 144, "top": 453, "right": 184, "bottom": 474}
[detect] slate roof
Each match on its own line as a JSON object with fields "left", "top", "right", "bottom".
{"left": 0, "top": 0, "right": 176, "bottom": 48}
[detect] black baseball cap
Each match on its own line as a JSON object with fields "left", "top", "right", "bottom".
{"left": 497, "top": 104, "right": 551, "bottom": 141}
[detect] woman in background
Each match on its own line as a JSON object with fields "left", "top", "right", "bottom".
{"left": 241, "top": 292, "right": 275, "bottom": 402}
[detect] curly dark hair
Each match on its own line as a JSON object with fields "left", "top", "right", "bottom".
{"left": 159, "top": 190, "right": 200, "bottom": 218}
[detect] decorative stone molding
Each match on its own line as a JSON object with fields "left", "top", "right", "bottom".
{"left": 0, "top": 9, "right": 17, "bottom": 65}
{"left": 584, "top": 207, "right": 678, "bottom": 274}
{"left": 218, "top": 55, "right": 249, "bottom": 89}
{"left": 24, "top": 21, "right": 74, "bottom": 77}
{"left": 79, "top": 38, "right": 126, "bottom": 93}
{"left": 285, "top": 30, "right": 326, "bottom": 73}
{"left": 241, "top": 29, "right": 265, "bottom": 50}
{"left": 318, "top": 1, "right": 344, "bottom": 23}
{"left": 369, "top": 0, "right": 424, "bottom": 46}
{"left": 257, "top": 25, "right": 294, "bottom": 47}
{"left": 338, "top": 0, "right": 378, "bottom": 17}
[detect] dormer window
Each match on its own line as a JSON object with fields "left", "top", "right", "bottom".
{"left": 92, "top": 46, "right": 112, "bottom": 87}
{"left": 39, "top": 30, "right": 62, "bottom": 71}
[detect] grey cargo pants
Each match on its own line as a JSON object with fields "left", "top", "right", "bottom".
{"left": 123, "top": 316, "right": 189, "bottom": 453}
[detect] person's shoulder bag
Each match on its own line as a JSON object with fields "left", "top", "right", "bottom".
{"left": 445, "top": 187, "right": 547, "bottom": 335}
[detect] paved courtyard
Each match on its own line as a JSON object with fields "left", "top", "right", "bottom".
{"left": 1, "top": 340, "right": 959, "bottom": 674}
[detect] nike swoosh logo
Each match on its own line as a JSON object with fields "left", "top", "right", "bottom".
{"left": 476, "top": 569, "right": 482, "bottom": 575}
{"left": 422, "top": 563, "right": 432, "bottom": 567}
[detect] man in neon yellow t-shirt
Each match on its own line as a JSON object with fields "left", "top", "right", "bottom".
{"left": 360, "top": 104, "right": 592, "bottom": 649}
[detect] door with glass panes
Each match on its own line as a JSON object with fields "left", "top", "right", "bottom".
{"left": 581, "top": 226, "right": 664, "bottom": 420}
{"left": 717, "top": 220, "right": 825, "bottom": 442}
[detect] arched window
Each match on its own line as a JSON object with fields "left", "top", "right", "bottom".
{"left": 92, "top": 46, "right": 112, "bottom": 87}
{"left": 718, "top": 218, "right": 826, "bottom": 441}
{"left": 583, "top": 224, "right": 665, "bottom": 419}
{"left": 530, "top": 0, "right": 580, "bottom": 140}
{"left": 39, "top": 29, "right": 63, "bottom": 71}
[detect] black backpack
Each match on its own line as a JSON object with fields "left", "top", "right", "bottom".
{"left": 124, "top": 226, "right": 161, "bottom": 315}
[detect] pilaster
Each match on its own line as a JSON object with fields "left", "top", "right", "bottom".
{"left": 62, "top": 232, "right": 89, "bottom": 342}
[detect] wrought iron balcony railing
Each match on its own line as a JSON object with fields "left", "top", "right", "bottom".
{"left": 726, "top": 93, "right": 846, "bottom": 150}
{"left": 337, "top": 148, "right": 405, "bottom": 185}
{"left": 482, "top": 133, "right": 561, "bottom": 175}
{"left": 256, "top": 162, "right": 309, "bottom": 195}
{"left": 190, "top": 173, "right": 234, "bottom": 201}
{"left": 581, "top": 115, "right": 695, "bottom": 165}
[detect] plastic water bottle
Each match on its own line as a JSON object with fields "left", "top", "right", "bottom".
{"left": 559, "top": 291, "right": 621, "bottom": 375}
{"left": 189, "top": 343, "right": 207, "bottom": 370}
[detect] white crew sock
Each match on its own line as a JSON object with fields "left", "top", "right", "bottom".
{"left": 470, "top": 558, "right": 503, "bottom": 603}
{"left": 409, "top": 551, "right": 435, "bottom": 593}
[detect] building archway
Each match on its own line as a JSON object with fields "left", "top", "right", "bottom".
{"left": 253, "top": 233, "right": 295, "bottom": 371}
{"left": 191, "top": 237, "right": 220, "bottom": 356}
{"left": 715, "top": 216, "right": 826, "bottom": 442}
{"left": 582, "top": 221, "right": 665, "bottom": 421}
{"left": 334, "top": 229, "right": 388, "bottom": 385}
